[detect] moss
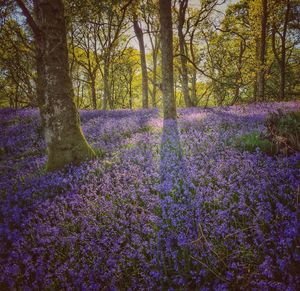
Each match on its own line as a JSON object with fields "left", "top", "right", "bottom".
{"left": 46, "top": 125, "right": 96, "bottom": 171}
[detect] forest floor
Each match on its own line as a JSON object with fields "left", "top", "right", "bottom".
{"left": 0, "top": 101, "right": 299, "bottom": 289}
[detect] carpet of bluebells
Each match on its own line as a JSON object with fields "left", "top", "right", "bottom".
{"left": 0, "top": 102, "right": 299, "bottom": 290}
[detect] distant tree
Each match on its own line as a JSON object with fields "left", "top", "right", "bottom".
{"left": 0, "top": 19, "right": 36, "bottom": 108}
{"left": 133, "top": 11, "right": 149, "bottom": 109}
{"left": 142, "top": 0, "right": 161, "bottom": 108}
{"left": 271, "top": 0, "right": 293, "bottom": 100}
{"left": 176, "top": 0, "right": 193, "bottom": 107}
{"left": 16, "top": 0, "right": 95, "bottom": 171}
{"left": 159, "top": 0, "right": 176, "bottom": 119}
{"left": 256, "top": 0, "right": 268, "bottom": 101}
{"left": 70, "top": 22, "right": 99, "bottom": 109}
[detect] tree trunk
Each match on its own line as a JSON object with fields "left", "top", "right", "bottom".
{"left": 279, "top": 55, "right": 286, "bottom": 100}
{"left": 133, "top": 17, "right": 149, "bottom": 109}
{"left": 191, "top": 68, "right": 197, "bottom": 104}
{"left": 271, "top": 1, "right": 290, "bottom": 101}
{"left": 102, "top": 59, "right": 110, "bottom": 110}
{"left": 33, "top": 0, "right": 95, "bottom": 171}
{"left": 152, "top": 53, "right": 158, "bottom": 108}
{"left": 257, "top": 0, "right": 267, "bottom": 101}
{"left": 178, "top": 0, "right": 193, "bottom": 107}
{"left": 129, "top": 77, "right": 133, "bottom": 109}
{"left": 189, "top": 33, "right": 197, "bottom": 105}
{"left": 232, "top": 40, "right": 245, "bottom": 105}
{"left": 91, "top": 77, "right": 97, "bottom": 109}
{"left": 14, "top": 83, "right": 19, "bottom": 109}
{"left": 279, "top": 0, "right": 290, "bottom": 100}
{"left": 159, "top": 0, "right": 176, "bottom": 119}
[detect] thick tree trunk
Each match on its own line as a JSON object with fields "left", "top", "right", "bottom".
{"left": 257, "top": 0, "right": 267, "bottom": 101}
{"left": 33, "top": 0, "right": 95, "bottom": 171}
{"left": 159, "top": 0, "right": 176, "bottom": 119}
{"left": 133, "top": 17, "right": 149, "bottom": 109}
{"left": 178, "top": 0, "right": 193, "bottom": 107}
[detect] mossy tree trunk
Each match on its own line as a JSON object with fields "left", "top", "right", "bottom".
{"left": 36, "top": 0, "right": 95, "bottom": 171}
{"left": 159, "top": 0, "right": 177, "bottom": 119}
{"left": 17, "top": 0, "right": 95, "bottom": 171}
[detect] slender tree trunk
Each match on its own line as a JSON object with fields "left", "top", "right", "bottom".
{"left": 279, "top": 52, "right": 286, "bottom": 100}
{"left": 102, "top": 59, "right": 110, "bottom": 110}
{"left": 191, "top": 69, "right": 197, "bottom": 104}
{"left": 232, "top": 40, "right": 245, "bottom": 105}
{"left": 253, "top": 36, "right": 259, "bottom": 101}
{"left": 76, "top": 81, "right": 80, "bottom": 108}
{"left": 279, "top": 1, "right": 290, "bottom": 100}
{"left": 152, "top": 53, "right": 158, "bottom": 107}
{"left": 129, "top": 77, "right": 133, "bottom": 109}
{"left": 257, "top": 0, "right": 268, "bottom": 101}
{"left": 133, "top": 17, "right": 149, "bottom": 109}
{"left": 14, "top": 83, "right": 19, "bottom": 109}
{"left": 159, "top": 0, "right": 176, "bottom": 119}
{"left": 91, "top": 77, "right": 97, "bottom": 109}
{"left": 189, "top": 34, "right": 197, "bottom": 105}
{"left": 271, "top": 1, "right": 290, "bottom": 101}
{"left": 33, "top": 0, "right": 95, "bottom": 171}
{"left": 178, "top": 0, "right": 193, "bottom": 107}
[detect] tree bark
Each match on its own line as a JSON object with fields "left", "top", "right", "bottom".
{"left": 279, "top": 0, "right": 290, "bottom": 100}
{"left": 178, "top": 0, "right": 193, "bottom": 107}
{"left": 91, "top": 77, "right": 97, "bottom": 109}
{"left": 232, "top": 40, "right": 245, "bottom": 105}
{"left": 159, "top": 0, "right": 176, "bottom": 119}
{"left": 271, "top": 1, "right": 291, "bottom": 101}
{"left": 102, "top": 58, "right": 110, "bottom": 110}
{"left": 189, "top": 32, "right": 197, "bottom": 105}
{"left": 31, "top": 0, "right": 95, "bottom": 171}
{"left": 152, "top": 52, "right": 158, "bottom": 107}
{"left": 133, "top": 17, "right": 149, "bottom": 109}
{"left": 256, "top": 0, "right": 267, "bottom": 101}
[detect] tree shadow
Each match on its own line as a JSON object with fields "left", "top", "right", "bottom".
{"left": 157, "top": 118, "right": 196, "bottom": 286}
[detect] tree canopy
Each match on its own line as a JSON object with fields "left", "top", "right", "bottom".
{"left": 1, "top": 0, "right": 299, "bottom": 110}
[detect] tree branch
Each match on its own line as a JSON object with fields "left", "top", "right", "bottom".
{"left": 15, "top": 0, "right": 41, "bottom": 38}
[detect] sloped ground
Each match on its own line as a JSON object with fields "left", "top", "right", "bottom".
{"left": 0, "top": 102, "right": 299, "bottom": 289}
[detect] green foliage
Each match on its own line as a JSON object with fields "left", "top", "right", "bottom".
{"left": 93, "top": 147, "right": 106, "bottom": 158}
{"left": 234, "top": 131, "right": 277, "bottom": 155}
{"left": 234, "top": 111, "right": 300, "bottom": 155}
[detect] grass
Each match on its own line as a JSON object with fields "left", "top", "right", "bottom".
{"left": 233, "top": 131, "right": 277, "bottom": 155}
